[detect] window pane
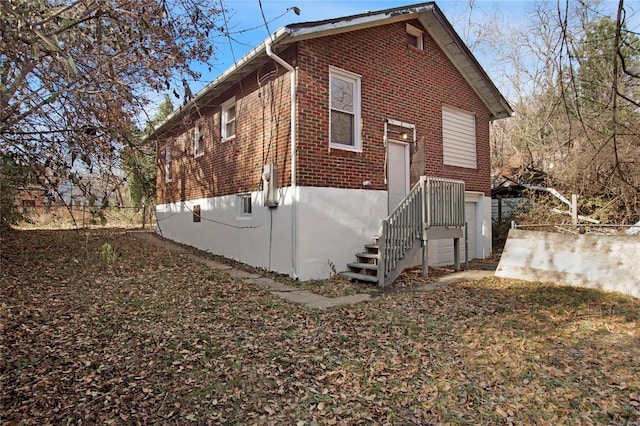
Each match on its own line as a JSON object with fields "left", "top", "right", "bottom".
{"left": 226, "top": 120, "right": 236, "bottom": 137}
{"left": 331, "top": 78, "right": 354, "bottom": 112}
{"left": 240, "top": 196, "right": 252, "bottom": 215}
{"left": 331, "top": 110, "right": 354, "bottom": 146}
{"left": 227, "top": 105, "right": 236, "bottom": 121}
{"left": 194, "top": 126, "right": 203, "bottom": 154}
{"left": 407, "top": 33, "right": 418, "bottom": 47}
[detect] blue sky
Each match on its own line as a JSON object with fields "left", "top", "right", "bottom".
{"left": 201, "top": 0, "right": 527, "bottom": 85}
{"left": 175, "top": 1, "right": 523, "bottom": 94}
{"left": 146, "top": 0, "right": 637, "bottom": 116}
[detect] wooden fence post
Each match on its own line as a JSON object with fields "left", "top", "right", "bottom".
{"left": 142, "top": 202, "right": 146, "bottom": 230}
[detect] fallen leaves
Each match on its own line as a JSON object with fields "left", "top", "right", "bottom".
{"left": 0, "top": 228, "right": 639, "bottom": 424}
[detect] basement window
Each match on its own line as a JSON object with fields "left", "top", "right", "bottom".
{"left": 238, "top": 194, "right": 252, "bottom": 217}
{"left": 406, "top": 24, "right": 424, "bottom": 50}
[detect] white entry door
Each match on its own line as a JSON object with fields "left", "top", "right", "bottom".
{"left": 388, "top": 141, "right": 410, "bottom": 213}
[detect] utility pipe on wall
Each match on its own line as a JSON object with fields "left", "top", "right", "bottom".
{"left": 265, "top": 41, "right": 299, "bottom": 279}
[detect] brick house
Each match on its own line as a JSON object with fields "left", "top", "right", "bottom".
{"left": 14, "top": 185, "right": 45, "bottom": 210}
{"left": 147, "top": 2, "right": 512, "bottom": 281}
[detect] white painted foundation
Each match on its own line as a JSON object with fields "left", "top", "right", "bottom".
{"left": 156, "top": 188, "right": 295, "bottom": 276}
{"left": 156, "top": 186, "right": 493, "bottom": 281}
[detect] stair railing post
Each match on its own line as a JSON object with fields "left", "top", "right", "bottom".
{"left": 420, "top": 176, "right": 429, "bottom": 277}
{"left": 377, "top": 220, "right": 387, "bottom": 287}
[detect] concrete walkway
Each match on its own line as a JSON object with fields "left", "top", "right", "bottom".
{"left": 130, "top": 231, "right": 493, "bottom": 309}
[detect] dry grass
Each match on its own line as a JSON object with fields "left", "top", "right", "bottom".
{"left": 1, "top": 228, "right": 638, "bottom": 424}
{"left": 16, "top": 206, "right": 154, "bottom": 230}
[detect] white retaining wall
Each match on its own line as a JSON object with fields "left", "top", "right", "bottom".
{"left": 496, "top": 229, "right": 640, "bottom": 299}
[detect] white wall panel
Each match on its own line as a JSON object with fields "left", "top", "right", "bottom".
{"left": 442, "top": 107, "right": 476, "bottom": 169}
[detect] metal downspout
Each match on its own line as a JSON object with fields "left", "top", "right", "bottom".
{"left": 265, "top": 41, "right": 298, "bottom": 279}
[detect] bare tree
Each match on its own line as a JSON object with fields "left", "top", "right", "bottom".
{"left": 488, "top": 0, "right": 640, "bottom": 222}
{"left": 0, "top": 0, "right": 223, "bottom": 221}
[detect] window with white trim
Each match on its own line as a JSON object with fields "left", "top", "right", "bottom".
{"left": 442, "top": 106, "right": 477, "bottom": 169}
{"left": 164, "top": 142, "right": 172, "bottom": 182}
{"left": 329, "top": 67, "right": 361, "bottom": 151}
{"left": 406, "top": 23, "right": 424, "bottom": 50}
{"left": 221, "top": 97, "right": 236, "bottom": 141}
{"left": 193, "top": 120, "right": 204, "bottom": 157}
{"left": 238, "top": 194, "right": 252, "bottom": 217}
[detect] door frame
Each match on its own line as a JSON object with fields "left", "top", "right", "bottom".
{"left": 384, "top": 119, "right": 416, "bottom": 214}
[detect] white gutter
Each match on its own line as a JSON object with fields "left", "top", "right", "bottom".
{"left": 265, "top": 40, "right": 299, "bottom": 279}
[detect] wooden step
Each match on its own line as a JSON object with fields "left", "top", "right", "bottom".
{"left": 339, "top": 271, "right": 378, "bottom": 283}
{"left": 356, "top": 252, "right": 378, "bottom": 259}
{"left": 347, "top": 262, "right": 377, "bottom": 271}
{"left": 355, "top": 252, "right": 378, "bottom": 264}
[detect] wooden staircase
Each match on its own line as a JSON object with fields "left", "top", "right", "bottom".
{"left": 340, "top": 235, "right": 423, "bottom": 286}
{"left": 340, "top": 176, "right": 466, "bottom": 287}
{"left": 340, "top": 241, "right": 382, "bottom": 284}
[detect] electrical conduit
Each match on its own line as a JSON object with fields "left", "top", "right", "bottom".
{"left": 265, "top": 41, "right": 298, "bottom": 279}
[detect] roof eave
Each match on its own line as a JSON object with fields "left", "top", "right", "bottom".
{"left": 143, "top": 27, "right": 291, "bottom": 141}
{"left": 285, "top": 2, "right": 435, "bottom": 41}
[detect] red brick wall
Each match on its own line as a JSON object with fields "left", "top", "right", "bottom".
{"left": 157, "top": 20, "right": 494, "bottom": 204}
{"left": 295, "top": 20, "right": 492, "bottom": 195}
{"left": 157, "top": 51, "right": 294, "bottom": 204}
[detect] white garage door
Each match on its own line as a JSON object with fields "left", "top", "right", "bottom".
{"left": 436, "top": 201, "right": 477, "bottom": 264}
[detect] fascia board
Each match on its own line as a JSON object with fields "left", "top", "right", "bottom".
{"left": 285, "top": 5, "right": 434, "bottom": 42}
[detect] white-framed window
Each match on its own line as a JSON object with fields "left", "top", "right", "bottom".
{"left": 406, "top": 23, "right": 424, "bottom": 50}
{"left": 329, "top": 66, "right": 361, "bottom": 151}
{"left": 442, "top": 106, "right": 477, "bottom": 169}
{"left": 238, "top": 194, "right": 252, "bottom": 217}
{"left": 164, "top": 142, "right": 172, "bottom": 182}
{"left": 221, "top": 97, "right": 236, "bottom": 141}
{"left": 193, "top": 120, "right": 204, "bottom": 157}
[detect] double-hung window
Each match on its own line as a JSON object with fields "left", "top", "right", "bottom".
{"left": 221, "top": 97, "right": 236, "bottom": 141}
{"left": 329, "top": 67, "right": 361, "bottom": 151}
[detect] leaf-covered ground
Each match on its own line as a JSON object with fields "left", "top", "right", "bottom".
{"left": 1, "top": 229, "right": 639, "bottom": 425}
